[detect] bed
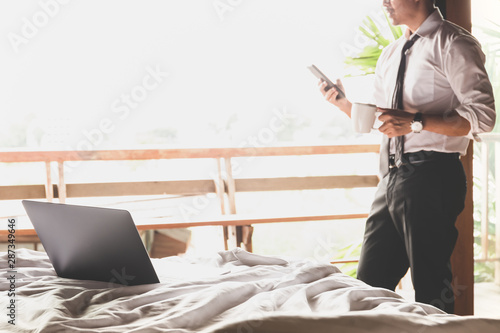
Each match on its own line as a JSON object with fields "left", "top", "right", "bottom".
{"left": 1, "top": 248, "right": 499, "bottom": 333}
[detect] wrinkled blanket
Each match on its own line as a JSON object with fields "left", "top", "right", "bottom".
{"left": 1, "top": 248, "right": 499, "bottom": 332}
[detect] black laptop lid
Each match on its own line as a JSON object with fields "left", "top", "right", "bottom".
{"left": 22, "top": 200, "right": 159, "bottom": 286}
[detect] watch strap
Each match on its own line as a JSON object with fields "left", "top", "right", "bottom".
{"left": 413, "top": 112, "right": 423, "bottom": 123}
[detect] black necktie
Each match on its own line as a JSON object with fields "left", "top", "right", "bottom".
{"left": 379, "top": 35, "right": 420, "bottom": 176}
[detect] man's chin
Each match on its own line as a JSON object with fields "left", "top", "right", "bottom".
{"left": 390, "top": 18, "right": 402, "bottom": 27}
{"left": 385, "top": 11, "right": 398, "bottom": 25}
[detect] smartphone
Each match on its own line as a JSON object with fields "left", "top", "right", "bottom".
{"left": 308, "top": 64, "right": 345, "bottom": 99}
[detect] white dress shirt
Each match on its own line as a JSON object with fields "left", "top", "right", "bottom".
{"left": 373, "top": 8, "right": 496, "bottom": 155}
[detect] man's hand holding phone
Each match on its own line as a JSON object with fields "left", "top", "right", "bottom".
{"left": 319, "top": 79, "right": 344, "bottom": 102}
{"left": 308, "top": 65, "right": 345, "bottom": 98}
{"left": 308, "top": 64, "right": 351, "bottom": 116}
{"left": 319, "top": 79, "right": 352, "bottom": 116}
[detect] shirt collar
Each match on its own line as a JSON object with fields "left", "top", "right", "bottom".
{"left": 404, "top": 8, "right": 444, "bottom": 40}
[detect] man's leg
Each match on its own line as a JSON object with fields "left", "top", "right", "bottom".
{"left": 357, "top": 174, "right": 410, "bottom": 291}
{"left": 397, "top": 158, "right": 467, "bottom": 313}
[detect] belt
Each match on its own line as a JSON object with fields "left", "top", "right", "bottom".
{"left": 389, "top": 151, "right": 460, "bottom": 168}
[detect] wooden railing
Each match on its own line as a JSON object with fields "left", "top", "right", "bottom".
{"left": 0, "top": 145, "right": 380, "bottom": 251}
{"left": 2, "top": 143, "right": 494, "bottom": 265}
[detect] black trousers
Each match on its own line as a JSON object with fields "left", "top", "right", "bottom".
{"left": 357, "top": 152, "right": 467, "bottom": 313}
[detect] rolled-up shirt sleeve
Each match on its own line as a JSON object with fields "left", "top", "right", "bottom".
{"left": 445, "top": 35, "right": 496, "bottom": 140}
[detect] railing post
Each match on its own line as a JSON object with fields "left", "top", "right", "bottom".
{"left": 495, "top": 141, "right": 500, "bottom": 285}
{"left": 58, "top": 161, "right": 67, "bottom": 203}
{"left": 223, "top": 157, "right": 254, "bottom": 252}
{"left": 44, "top": 161, "right": 53, "bottom": 202}
{"left": 214, "top": 158, "right": 227, "bottom": 215}
{"left": 224, "top": 157, "right": 239, "bottom": 250}
{"left": 481, "top": 142, "right": 490, "bottom": 260}
{"left": 224, "top": 157, "right": 237, "bottom": 215}
{"left": 215, "top": 158, "right": 229, "bottom": 250}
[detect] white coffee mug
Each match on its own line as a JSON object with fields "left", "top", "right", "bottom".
{"left": 351, "top": 103, "right": 379, "bottom": 133}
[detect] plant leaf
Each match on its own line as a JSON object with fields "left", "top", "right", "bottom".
{"left": 344, "top": 10, "right": 402, "bottom": 77}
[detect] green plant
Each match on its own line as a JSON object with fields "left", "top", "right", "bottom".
{"left": 344, "top": 11, "right": 402, "bottom": 76}
{"left": 333, "top": 240, "right": 363, "bottom": 278}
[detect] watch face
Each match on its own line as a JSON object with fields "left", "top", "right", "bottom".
{"left": 411, "top": 121, "right": 423, "bottom": 132}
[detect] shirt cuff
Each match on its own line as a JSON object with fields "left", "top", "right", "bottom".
{"left": 455, "top": 107, "right": 484, "bottom": 141}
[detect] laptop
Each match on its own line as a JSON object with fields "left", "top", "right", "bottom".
{"left": 22, "top": 200, "right": 160, "bottom": 286}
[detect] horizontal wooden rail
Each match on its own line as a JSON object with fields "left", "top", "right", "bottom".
{"left": 0, "top": 181, "right": 216, "bottom": 200}
{"left": 0, "top": 145, "right": 380, "bottom": 163}
{"left": 136, "top": 212, "right": 370, "bottom": 230}
{"left": 0, "top": 185, "right": 49, "bottom": 200}
{"left": 330, "top": 259, "right": 360, "bottom": 264}
{"left": 0, "top": 176, "right": 379, "bottom": 201}
{"left": 235, "top": 176, "right": 379, "bottom": 192}
{"left": 0, "top": 212, "right": 370, "bottom": 237}
{"left": 473, "top": 257, "right": 500, "bottom": 263}
{"left": 65, "top": 180, "right": 216, "bottom": 198}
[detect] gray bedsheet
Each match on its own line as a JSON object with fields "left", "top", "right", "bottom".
{"left": 1, "top": 248, "right": 499, "bottom": 332}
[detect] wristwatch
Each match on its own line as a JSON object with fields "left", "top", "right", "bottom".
{"left": 411, "top": 112, "right": 423, "bottom": 133}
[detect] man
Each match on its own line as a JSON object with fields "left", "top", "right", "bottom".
{"left": 320, "top": 0, "right": 495, "bottom": 313}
